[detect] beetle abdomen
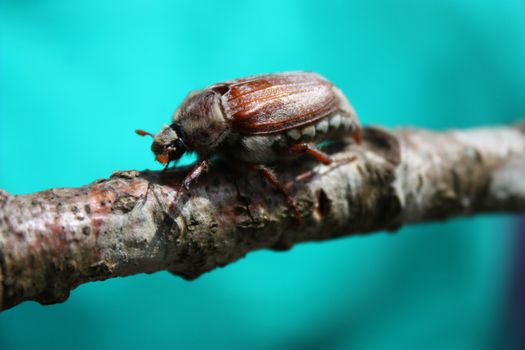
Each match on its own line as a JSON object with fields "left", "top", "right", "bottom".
{"left": 285, "top": 111, "right": 357, "bottom": 143}
{"left": 222, "top": 109, "right": 358, "bottom": 164}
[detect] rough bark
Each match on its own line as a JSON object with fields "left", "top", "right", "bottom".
{"left": 0, "top": 125, "right": 524, "bottom": 311}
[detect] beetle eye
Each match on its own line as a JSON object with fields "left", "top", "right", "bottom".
{"left": 151, "top": 142, "right": 164, "bottom": 153}
{"left": 171, "top": 144, "right": 185, "bottom": 160}
{"left": 166, "top": 138, "right": 186, "bottom": 161}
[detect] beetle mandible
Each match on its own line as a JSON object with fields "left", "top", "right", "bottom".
{"left": 136, "top": 71, "right": 361, "bottom": 223}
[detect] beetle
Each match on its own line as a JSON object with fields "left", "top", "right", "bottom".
{"left": 136, "top": 71, "right": 361, "bottom": 223}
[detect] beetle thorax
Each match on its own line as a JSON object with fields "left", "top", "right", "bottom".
{"left": 173, "top": 90, "right": 229, "bottom": 154}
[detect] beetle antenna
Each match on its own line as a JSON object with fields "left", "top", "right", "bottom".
{"left": 135, "top": 129, "right": 154, "bottom": 138}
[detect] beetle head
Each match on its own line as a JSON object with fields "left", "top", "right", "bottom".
{"left": 136, "top": 124, "right": 186, "bottom": 165}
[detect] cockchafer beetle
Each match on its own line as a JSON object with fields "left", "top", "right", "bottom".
{"left": 136, "top": 71, "right": 361, "bottom": 224}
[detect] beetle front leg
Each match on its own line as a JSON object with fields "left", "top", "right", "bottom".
{"left": 165, "top": 159, "right": 210, "bottom": 213}
{"left": 289, "top": 143, "right": 333, "bottom": 165}
{"left": 180, "top": 159, "right": 210, "bottom": 192}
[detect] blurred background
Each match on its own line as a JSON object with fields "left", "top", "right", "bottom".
{"left": 1, "top": 0, "right": 525, "bottom": 349}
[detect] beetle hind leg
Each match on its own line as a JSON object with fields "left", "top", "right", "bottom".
{"left": 289, "top": 143, "right": 333, "bottom": 165}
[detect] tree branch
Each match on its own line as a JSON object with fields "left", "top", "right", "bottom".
{"left": 1, "top": 124, "right": 524, "bottom": 311}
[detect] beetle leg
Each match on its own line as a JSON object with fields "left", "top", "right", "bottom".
{"left": 180, "top": 159, "right": 209, "bottom": 192}
{"left": 251, "top": 164, "right": 303, "bottom": 226}
{"left": 353, "top": 127, "right": 362, "bottom": 145}
{"left": 289, "top": 143, "right": 333, "bottom": 165}
{"left": 167, "top": 159, "right": 211, "bottom": 214}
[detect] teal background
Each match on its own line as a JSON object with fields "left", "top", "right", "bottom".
{"left": 1, "top": 1, "right": 524, "bottom": 349}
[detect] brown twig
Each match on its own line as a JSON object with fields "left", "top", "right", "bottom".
{"left": 0, "top": 125, "right": 524, "bottom": 311}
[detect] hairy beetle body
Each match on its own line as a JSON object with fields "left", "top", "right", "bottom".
{"left": 170, "top": 71, "right": 360, "bottom": 163}
{"left": 136, "top": 71, "right": 361, "bottom": 224}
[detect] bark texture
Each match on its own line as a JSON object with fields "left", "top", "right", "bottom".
{"left": 0, "top": 125, "right": 524, "bottom": 311}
